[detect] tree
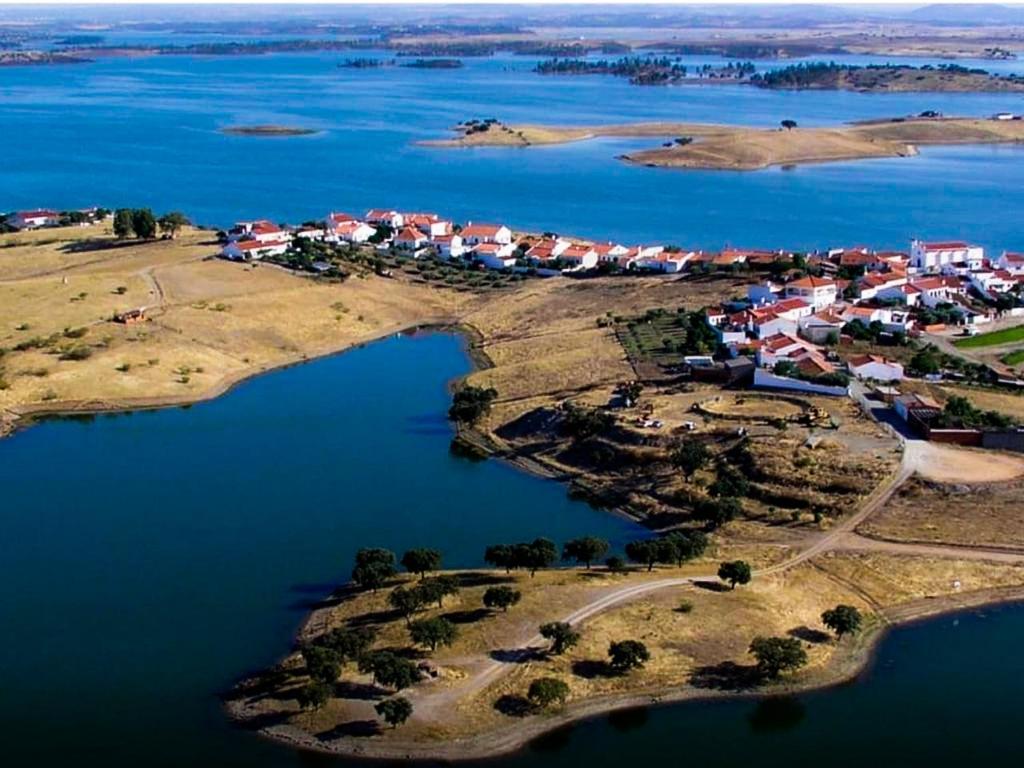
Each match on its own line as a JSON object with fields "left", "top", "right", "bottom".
{"left": 527, "top": 677, "right": 570, "bottom": 709}
{"left": 113, "top": 208, "right": 134, "bottom": 239}
{"left": 625, "top": 539, "right": 662, "bottom": 571}
{"left": 821, "top": 605, "right": 863, "bottom": 639}
{"left": 749, "top": 636, "right": 808, "bottom": 679}
{"left": 449, "top": 385, "right": 498, "bottom": 424}
{"left": 317, "top": 626, "right": 377, "bottom": 663}
{"left": 296, "top": 680, "right": 332, "bottom": 711}
{"left": 375, "top": 697, "right": 413, "bottom": 728}
{"left": 661, "top": 530, "right": 708, "bottom": 567}
{"left": 781, "top": 119, "right": 798, "bottom": 130}
{"left": 605, "top": 555, "right": 627, "bottom": 573}
{"left": 520, "top": 538, "right": 558, "bottom": 576}
{"left": 401, "top": 548, "right": 442, "bottom": 579}
{"left": 301, "top": 644, "right": 341, "bottom": 684}
{"left": 608, "top": 640, "right": 649, "bottom": 672}
{"left": 562, "top": 537, "right": 609, "bottom": 569}
{"left": 483, "top": 585, "right": 521, "bottom": 612}
{"left": 718, "top": 560, "right": 752, "bottom": 590}
{"left": 561, "top": 404, "right": 614, "bottom": 440}
{"left": 693, "top": 497, "right": 742, "bottom": 530}
{"left": 671, "top": 440, "right": 709, "bottom": 480}
{"left": 484, "top": 544, "right": 515, "bottom": 572}
{"left": 709, "top": 464, "right": 749, "bottom": 498}
{"left": 131, "top": 208, "right": 157, "bottom": 240}
{"left": 157, "top": 211, "right": 189, "bottom": 238}
{"left": 388, "top": 585, "right": 427, "bottom": 626}
{"left": 358, "top": 651, "right": 421, "bottom": 690}
{"left": 419, "top": 575, "right": 459, "bottom": 608}
{"left": 351, "top": 548, "right": 397, "bottom": 592}
{"left": 539, "top": 622, "right": 580, "bottom": 655}
{"left": 409, "top": 617, "right": 458, "bottom": 651}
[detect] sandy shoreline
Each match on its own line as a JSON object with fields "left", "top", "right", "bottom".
{"left": 228, "top": 584, "right": 1024, "bottom": 761}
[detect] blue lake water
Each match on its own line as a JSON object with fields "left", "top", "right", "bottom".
{"left": 5, "top": 45, "right": 1024, "bottom": 767}
{"left": 3, "top": 331, "right": 1024, "bottom": 767}
{"left": 2, "top": 49, "right": 1024, "bottom": 252}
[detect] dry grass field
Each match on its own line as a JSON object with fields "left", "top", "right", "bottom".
{"left": 427, "top": 118, "right": 1024, "bottom": 171}
{"left": 859, "top": 477, "right": 1024, "bottom": 550}
{"left": 0, "top": 224, "right": 472, "bottom": 420}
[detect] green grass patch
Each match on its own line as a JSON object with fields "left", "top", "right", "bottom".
{"left": 954, "top": 324, "right": 1024, "bottom": 349}
{"left": 1001, "top": 349, "right": 1024, "bottom": 366}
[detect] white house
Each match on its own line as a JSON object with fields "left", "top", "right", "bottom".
{"left": 330, "top": 220, "right": 376, "bottom": 244}
{"left": 857, "top": 271, "right": 907, "bottom": 301}
{"left": 404, "top": 213, "right": 452, "bottom": 238}
{"left": 633, "top": 250, "right": 692, "bottom": 273}
{"left": 526, "top": 238, "right": 570, "bottom": 264}
{"left": 558, "top": 244, "right": 599, "bottom": 270}
{"left": 393, "top": 226, "right": 430, "bottom": 253}
{"left": 748, "top": 280, "right": 783, "bottom": 307}
{"left": 756, "top": 332, "right": 835, "bottom": 378}
{"left": 365, "top": 209, "right": 405, "bottom": 228}
{"left": 231, "top": 220, "right": 291, "bottom": 244}
{"left": 784, "top": 275, "right": 838, "bottom": 311}
{"left": 910, "top": 276, "right": 964, "bottom": 308}
{"left": 996, "top": 252, "right": 1024, "bottom": 276}
{"left": 969, "top": 269, "right": 1018, "bottom": 296}
{"left": 221, "top": 239, "right": 289, "bottom": 261}
{"left": 798, "top": 308, "right": 845, "bottom": 344}
{"left": 8, "top": 209, "right": 60, "bottom": 229}
{"left": 910, "top": 240, "right": 984, "bottom": 272}
{"left": 592, "top": 242, "right": 630, "bottom": 263}
{"left": 848, "top": 354, "right": 904, "bottom": 382}
{"left": 472, "top": 242, "right": 517, "bottom": 269}
{"left": 461, "top": 223, "right": 513, "bottom": 246}
{"left": 432, "top": 234, "right": 466, "bottom": 260}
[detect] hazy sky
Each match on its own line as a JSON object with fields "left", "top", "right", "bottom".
{"left": 0, "top": 1, "right": 1010, "bottom": 7}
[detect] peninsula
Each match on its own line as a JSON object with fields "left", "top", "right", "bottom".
{"left": 5, "top": 208, "right": 1024, "bottom": 760}
{"left": 426, "top": 116, "right": 1024, "bottom": 171}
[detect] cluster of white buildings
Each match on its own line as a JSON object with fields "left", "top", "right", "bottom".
{"left": 702, "top": 239, "right": 1024, "bottom": 390}
{"left": 4, "top": 207, "right": 110, "bottom": 230}
{"left": 217, "top": 208, "right": 686, "bottom": 273}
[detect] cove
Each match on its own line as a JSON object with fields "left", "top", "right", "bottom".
{"left": 3, "top": 334, "right": 1024, "bottom": 766}
{"left": 0, "top": 331, "right": 641, "bottom": 767}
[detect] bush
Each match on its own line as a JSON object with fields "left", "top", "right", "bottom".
{"left": 527, "top": 677, "right": 570, "bottom": 709}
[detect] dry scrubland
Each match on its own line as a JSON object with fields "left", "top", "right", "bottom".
{"left": 0, "top": 224, "right": 472, "bottom": 426}
{"left": 430, "top": 118, "right": 1024, "bottom": 171}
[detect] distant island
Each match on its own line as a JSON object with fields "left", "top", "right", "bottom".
{"left": 751, "top": 62, "right": 1024, "bottom": 93}
{"left": 339, "top": 57, "right": 463, "bottom": 70}
{"left": 0, "top": 51, "right": 92, "bottom": 66}
{"left": 220, "top": 125, "right": 319, "bottom": 137}
{"left": 535, "top": 59, "right": 1024, "bottom": 93}
{"left": 535, "top": 56, "right": 754, "bottom": 86}
{"left": 426, "top": 115, "right": 1024, "bottom": 171}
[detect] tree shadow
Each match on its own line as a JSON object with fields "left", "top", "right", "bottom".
{"left": 494, "top": 694, "right": 534, "bottom": 718}
{"left": 490, "top": 647, "right": 547, "bottom": 664}
{"left": 234, "top": 710, "right": 293, "bottom": 732}
{"left": 333, "top": 680, "right": 389, "bottom": 701}
{"left": 347, "top": 608, "right": 405, "bottom": 627}
{"left": 59, "top": 239, "right": 140, "bottom": 254}
{"left": 689, "top": 661, "right": 762, "bottom": 691}
{"left": 316, "top": 720, "right": 382, "bottom": 739}
{"left": 571, "top": 659, "right": 617, "bottom": 679}
{"left": 455, "top": 572, "right": 515, "bottom": 588}
{"left": 693, "top": 580, "right": 731, "bottom": 592}
{"left": 442, "top": 608, "right": 492, "bottom": 625}
{"left": 789, "top": 626, "right": 831, "bottom": 644}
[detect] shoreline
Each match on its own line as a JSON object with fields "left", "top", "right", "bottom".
{"left": 422, "top": 117, "right": 1024, "bottom": 171}
{"left": 229, "top": 584, "right": 1024, "bottom": 762}
{"left": 0, "top": 316, "right": 463, "bottom": 443}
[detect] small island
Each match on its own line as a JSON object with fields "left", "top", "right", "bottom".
{"left": 425, "top": 115, "right": 1024, "bottom": 171}
{"left": 219, "top": 125, "right": 319, "bottom": 137}
{"left": 751, "top": 62, "right": 1024, "bottom": 93}
{"left": 0, "top": 51, "right": 92, "bottom": 67}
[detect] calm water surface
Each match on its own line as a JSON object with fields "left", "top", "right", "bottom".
{"left": 4, "top": 46, "right": 1024, "bottom": 767}
{"left": 2, "top": 50, "right": 1024, "bottom": 251}
{"left": 3, "top": 332, "right": 1024, "bottom": 767}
